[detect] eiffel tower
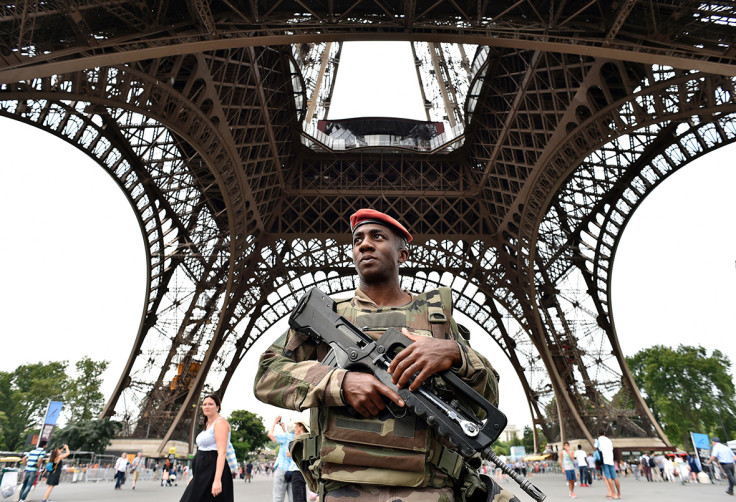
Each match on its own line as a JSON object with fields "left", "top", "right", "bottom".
{"left": 1, "top": 1, "right": 734, "bottom": 454}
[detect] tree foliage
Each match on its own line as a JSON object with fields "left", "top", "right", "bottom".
{"left": 65, "top": 357, "right": 109, "bottom": 421}
{"left": 521, "top": 425, "right": 547, "bottom": 453}
{"left": 0, "top": 357, "right": 109, "bottom": 451}
{"left": 228, "top": 410, "right": 270, "bottom": 460}
{"left": 626, "top": 344, "right": 736, "bottom": 448}
{"left": 0, "top": 362, "right": 68, "bottom": 450}
{"left": 51, "top": 419, "right": 122, "bottom": 454}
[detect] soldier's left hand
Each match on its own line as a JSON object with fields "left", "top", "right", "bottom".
{"left": 388, "top": 328, "right": 461, "bottom": 391}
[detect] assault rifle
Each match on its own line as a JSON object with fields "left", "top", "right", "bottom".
{"left": 289, "top": 287, "right": 546, "bottom": 502}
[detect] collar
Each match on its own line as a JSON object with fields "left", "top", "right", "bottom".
{"left": 353, "top": 287, "right": 414, "bottom": 309}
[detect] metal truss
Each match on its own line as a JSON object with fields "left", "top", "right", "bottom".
{"left": 1, "top": 1, "right": 735, "bottom": 451}
{"left": 1, "top": 1, "right": 735, "bottom": 80}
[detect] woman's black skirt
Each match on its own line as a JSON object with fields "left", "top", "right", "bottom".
{"left": 179, "top": 450, "right": 233, "bottom": 502}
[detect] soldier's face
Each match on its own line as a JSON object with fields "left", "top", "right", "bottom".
{"left": 352, "top": 223, "right": 407, "bottom": 282}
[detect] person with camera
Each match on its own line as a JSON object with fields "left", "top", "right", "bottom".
{"left": 269, "top": 415, "right": 295, "bottom": 502}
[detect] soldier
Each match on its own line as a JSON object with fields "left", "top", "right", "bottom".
{"left": 254, "top": 208, "right": 518, "bottom": 502}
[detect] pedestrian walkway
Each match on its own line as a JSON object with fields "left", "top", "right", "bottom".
{"left": 12, "top": 472, "right": 734, "bottom": 501}
{"left": 503, "top": 474, "right": 732, "bottom": 501}
{"left": 9, "top": 475, "right": 273, "bottom": 502}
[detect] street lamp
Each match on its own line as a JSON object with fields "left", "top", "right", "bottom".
{"left": 189, "top": 401, "right": 200, "bottom": 456}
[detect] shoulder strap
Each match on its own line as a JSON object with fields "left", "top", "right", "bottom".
{"left": 207, "top": 416, "right": 226, "bottom": 429}
{"left": 425, "top": 287, "right": 453, "bottom": 339}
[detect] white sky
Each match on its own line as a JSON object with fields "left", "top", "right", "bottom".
{"left": 1, "top": 42, "right": 735, "bottom": 434}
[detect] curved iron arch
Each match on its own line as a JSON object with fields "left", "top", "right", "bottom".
{"left": 514, "top": 69, "right": 736, "bottom": 444}
{"left": 1, "top": 2, "right": 734, "bottom": 452}
{"left": 533, "top": 112, "right": 736, "bottom": 440}
{"left": 0, "top": 62, "right": 262, "bottom": 436}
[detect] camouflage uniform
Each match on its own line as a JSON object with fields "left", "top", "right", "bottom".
{"left": 255, "top": 288, "right": 518, "bottom": 502}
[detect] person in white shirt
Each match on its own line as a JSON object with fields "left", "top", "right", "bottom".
{"left": 595, "top": 430, "right": 621, "bottom": 499}
{"left": 560, "top": 442, "right": 578, "bottom": 498}
{"left": 114, "top": 453, "right": 129, "bottom": 490}
{"left": 130, "top": 452, "right": 145, "bottom": 489}
{"left": 708, "top": 437, "right": 736, "bottom": 495}
{"left": 574, "top": 445, "right": 589, "bottom": 487}
{"left": 675, "top": 455, "right": 690, "bottom": 485}
{"left": 663, "top": 456, "right": 676, "bottom": 482}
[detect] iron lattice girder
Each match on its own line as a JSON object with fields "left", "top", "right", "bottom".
{"left": 1, "top": 0, "right": 735, "bottom": 81}
{"left": 1, "top": 1, "right": 735, "bottom": 448}
{"left": 211, "top": 237, "right": 551, "bottom": 428}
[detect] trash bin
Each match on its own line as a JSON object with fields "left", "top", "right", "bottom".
{"left": 1, "top": 468, "right": 20, "bottom": 501}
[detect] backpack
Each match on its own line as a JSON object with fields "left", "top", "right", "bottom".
{"left": 649, "top": 457, "right": 656, "bottom": 468}
{"left": 46, "top": 461, "right": 54, "bottom": 473}
{"left": 594, "top": 449, "right": 603, "bottom": 465}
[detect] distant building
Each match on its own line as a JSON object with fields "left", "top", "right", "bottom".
{"left": 502, "top": 425, "right": 520, "bottom": 443}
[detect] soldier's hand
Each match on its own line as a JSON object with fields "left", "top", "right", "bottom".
{"left": 388, "top": 328, "right": 462, "bottom": 391}
{"left": 342, "top": 371, "right": 404, "bottom": 417}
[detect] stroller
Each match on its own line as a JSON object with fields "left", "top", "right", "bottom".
{"left": 167, "top": 468, "right": 178, "bottom": 486}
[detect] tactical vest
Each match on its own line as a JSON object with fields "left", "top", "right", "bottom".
{"left": 291, "top": 288, "right": 467, "bottom": 491}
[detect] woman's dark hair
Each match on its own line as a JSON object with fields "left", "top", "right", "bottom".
{"left": 202, "top": 393, "right": 222, "bottom": 429}
{"left": 49, "top": 448, "right": 60, "bottom": 464}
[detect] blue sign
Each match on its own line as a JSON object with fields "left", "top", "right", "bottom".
{"left": 38, "top": 401, "right": 64, "bottom": 445}
{"left": 691, "top": 432, "right": 711, "bottom": 471}
{"left": 44, "top": 401, "right": 64, "bottom": 426}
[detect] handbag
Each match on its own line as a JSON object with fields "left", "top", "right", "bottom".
{"left": 225, "top": 442, "right": 238, "bottom": 473}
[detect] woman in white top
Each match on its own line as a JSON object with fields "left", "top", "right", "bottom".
{"left": 179, "top": 394, "right": 233, "bottom": 502}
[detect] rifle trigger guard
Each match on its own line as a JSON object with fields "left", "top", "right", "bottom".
{"left": 387, "top": 401, "right": 407, "bottom": 419}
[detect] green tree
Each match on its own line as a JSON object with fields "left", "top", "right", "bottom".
{"left": 0, "top": 362, "right": 69, "bottom": 450}
{"left": 65, "top": 357, "right": 109, "bottom": 421}
{"left": 627, "top": 344, "right": 736, "bottom": 448}
{"left": 0, "top": 410, "right": 8, "bottom": 449}
{"left": 228, "top": 410, "right": 270, "bottom": 460}
{"left": 520, "top": 426, "right": 547, "bottom": 453}
{"left": 51, "top": 418, "right": 122, "bottom": 453}
{"left": 0, "top": 373, "right": 13, "bottom": 449}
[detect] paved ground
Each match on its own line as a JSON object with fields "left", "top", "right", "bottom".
{"left": 11, "top": 473, "right": 736, "bottom": 501}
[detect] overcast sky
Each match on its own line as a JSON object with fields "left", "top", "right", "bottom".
{"left": 1, "top": 42, "right": 735, "bottom": 434}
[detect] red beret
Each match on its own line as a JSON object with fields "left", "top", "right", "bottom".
{"left": 350, "top": 208, "right": 413, "bottom": 243}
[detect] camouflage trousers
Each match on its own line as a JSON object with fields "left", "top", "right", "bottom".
{"left": 324, "top": 484, "right": 455, "bottom": 502}
{"left": 322, "top": 479, "right": 519, "bottom": 502}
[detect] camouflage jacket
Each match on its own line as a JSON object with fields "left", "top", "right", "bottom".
{"left": 254, "top": 287, "right": 499, "bottom": 489}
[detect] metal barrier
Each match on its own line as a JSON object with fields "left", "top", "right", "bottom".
{"left": 59, "top": 467, "right": 156, "bottom": 483}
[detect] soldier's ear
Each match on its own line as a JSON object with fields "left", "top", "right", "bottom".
{"left": 398, "top": 248, "right": 409, "bottom": 264}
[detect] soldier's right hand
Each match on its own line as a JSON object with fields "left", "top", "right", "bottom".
{"left": 342, "top": 371, "right": 405, "bottom": 417}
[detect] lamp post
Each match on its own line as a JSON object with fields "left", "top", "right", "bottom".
{"left": 189, "top": 401, "right": 200, "bottom": 456}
